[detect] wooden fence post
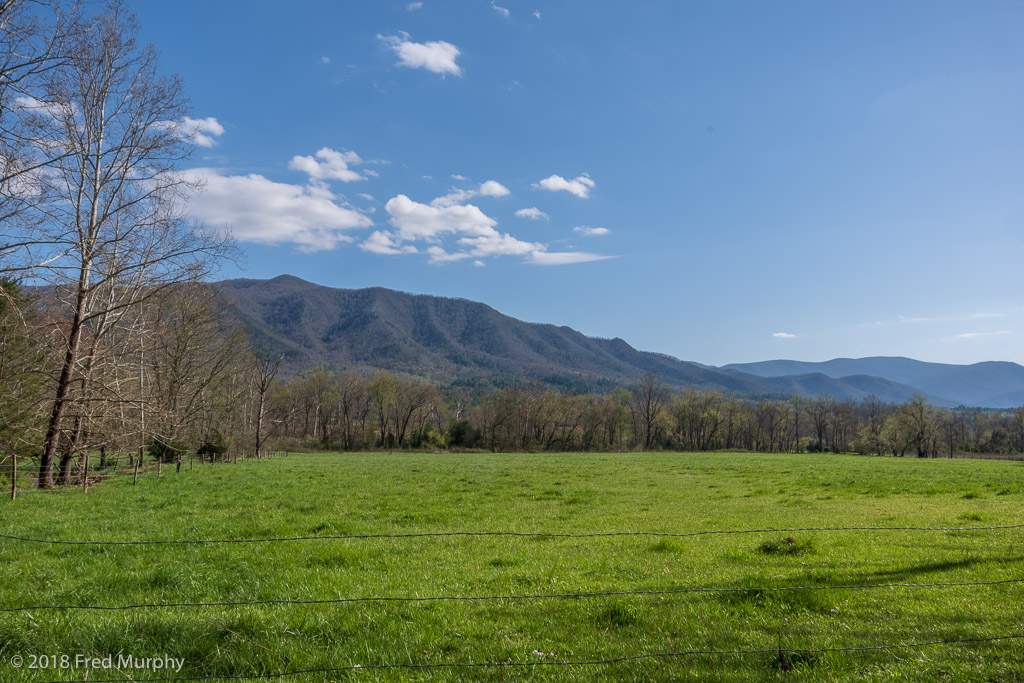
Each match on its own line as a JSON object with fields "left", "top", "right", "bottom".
{"left": 133, "top": 447, "right": 141, "bottom": 486}
{"left": 82, "top": 452, "right": 89, "bottom": 494}
{"left": 10, "top": 456, "right": 16, "bottom": 501}
{"left": 158, "top": 458, "right": 162, "bottom": 478}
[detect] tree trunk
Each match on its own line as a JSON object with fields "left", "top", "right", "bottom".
{"left": 38, "top": 274, "right": 88, "bottom": 488}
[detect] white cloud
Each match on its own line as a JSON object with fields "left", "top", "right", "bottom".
{"left": 451, "top": 174, "right": 469, "bottom": 181}
{"left": 459, "top": 232, "right": 540, "bottom": 257}
{"left": 478, "top": 180, "right": 510, "bottom": 197}
{"left": 361, "top": 230, "right": 418, "bottom": 255}
{"left": 431, "top": 180, "right": 509, "bottom": 207}
{"left": 357, "top": 193, "right": 376, "bottom": 202}
{"left": 378, "top": 32, "right": 462, "bottom": 76}
{"left": 155, "top": 116, "right": 225, "bottom": 148}
{"left": 573, "top": 226, "right": 610, "bottom": 237}
{"left": 14, "top": 95, "right": 76, "bottom": 120}
{"left": 289, "top": 147, "right": 365, "bottom": 182}
{"left": 426, "top": 245, "right": 472, "bottom": 263}
{"left": 183, "top": 117, "right": 225, "bottom": 147}
{"left": 491, "top": 1, "right": 510, "bottom": 17}
{"left": 320, "top": 56, "right": 330, "bottom": 65}
{"left": 407, "top": 1, "right": 423, "bottom": 9}
{"left": 431, "top": 188, "right": 476, "bottom": 208}
{"left": 535, "top": 173, "right": 594, "bottom": 198}
{"left": 533, "top": 9, "right": 541, "bottom": 19}
{"left": 377, "top": 194, "right": 611, "bottom": 266}
{"left": 386, "top": 194, "right": 497, "bottom": 241}
{"left": 515, "top": 207, "right": 549, "bottom": 220}
{"left": 530, "top": 251, "right": 613, "bottom": 266}
{"left": 772, "top": 332, "right": 798, "bottom": 339}
{"left": 473, "top": 260, "right": 485, "bottom": 267}
{"left": 183, "top": 168, "right": 372, "bottom": 252}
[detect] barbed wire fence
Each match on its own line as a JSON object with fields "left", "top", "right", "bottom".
{"left": 0, "top": 448, "right": 292, "bottom": 501}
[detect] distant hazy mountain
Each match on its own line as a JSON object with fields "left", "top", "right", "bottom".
{"left": 214, "top": 276, "right": 965, "bottom": 405}
{"left": 722, "top": 357, "right": 1024, "bottom": 408}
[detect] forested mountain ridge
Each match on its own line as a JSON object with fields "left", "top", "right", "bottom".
{"left": 723, "top": 358, "right": 1024, "bottom": 408}
{"left": 215, "top": 276, "right": 965, "bottom": 405}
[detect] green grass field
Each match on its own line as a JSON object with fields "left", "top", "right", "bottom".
{"left": 1, "top": 452, "right": 1022, "bottom": 682}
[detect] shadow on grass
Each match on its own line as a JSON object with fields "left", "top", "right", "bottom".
{"left": 717, "top": 553, "right": 1022, "bottom": 613}
{"left": 834, "top": 554, "right": 1021, "bottom": 583}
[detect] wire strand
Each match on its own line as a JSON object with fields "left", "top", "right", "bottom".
{"left": 2, "top": 523, "right": 1021, "bottom": 546}
{"left": 4, "top": 577, "right": 1021, "bottom": 614}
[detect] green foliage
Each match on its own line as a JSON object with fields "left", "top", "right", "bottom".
{"left": 197, "top": 429, "right": 229, "bottom": 460}
{"left": 446, "top": 419, "right": 476, "bottom": 447}
{"left": 150, "top": 438, "right": 188, "bottom": 463}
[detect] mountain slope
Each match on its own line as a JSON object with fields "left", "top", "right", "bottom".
{"left": 215, "top": 276, "right": 953, "bottom": 404}
{"left": 722, "top": 357, "right": 1024, "bottom": 408}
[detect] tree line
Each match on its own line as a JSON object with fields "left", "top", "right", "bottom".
{"left": 262, "top": 369, "right": 1024, "bottom": 457}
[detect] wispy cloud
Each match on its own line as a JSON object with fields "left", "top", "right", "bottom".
{"left": 573, "top": 226, "right": 610, "bottom": 237}
{"left": 515, "top": 207, "right": 548, "bottom": 220}
{"left": 491, "top": 1, "right": 510, "bottom": 17}
{"left": 431, "top": 180, "right": 509, "bottom": 207}
{"left": 533, "top": 10, "right": 542, "bottom": 19}
{"left": 378, "top": 32, "right": 462, "bottom": 76}
{"left": 772, "top": 332, "right": 798, "bottom": 339}
{"left": 535, "top": 173, "right": 594, "bottom": 198}
{"left": 320, "top": 56, "right": 330, "bottom": 65}
{"left": 951, "top": 330, "right": 1012, "bottom": 340}
{"left": 406, "top": 1, "right": 423, "bottom": 10}
{"left": 531, "top": 251, "right": 613, "bottom": 266}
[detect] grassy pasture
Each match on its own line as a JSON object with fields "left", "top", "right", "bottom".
{"left": 0, "top": 452, "right": 1022, "bottom": 682}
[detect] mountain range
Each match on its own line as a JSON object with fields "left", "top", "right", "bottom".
{"left": 215, "top": 275, "right": 1024, "bottom": 408}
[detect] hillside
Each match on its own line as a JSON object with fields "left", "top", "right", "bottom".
{"left": 214, "top": 276, "right": 949, "bottom": 403}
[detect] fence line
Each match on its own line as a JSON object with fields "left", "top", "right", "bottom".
{"left": 4, "top": 577, "right": 1021, "bottom": 614}
{"left": 1, "top": 523, "right": 1021, "bottom": 546}
{"left": 37, "top": 634, "right": 1024, "bottom": 683}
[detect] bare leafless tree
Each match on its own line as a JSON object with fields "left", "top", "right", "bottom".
{"left": 251, "top": 353, "right": 283, "bottom": 458}
{"left": 24, "top": 2, "right": 233, "bottom": 487}
{"left": 629, "top": 371, "right": 668, "bottom": 449}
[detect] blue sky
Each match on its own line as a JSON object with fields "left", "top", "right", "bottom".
{"left": 132, "top": 1, "right": 1024, "bottom": 366}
